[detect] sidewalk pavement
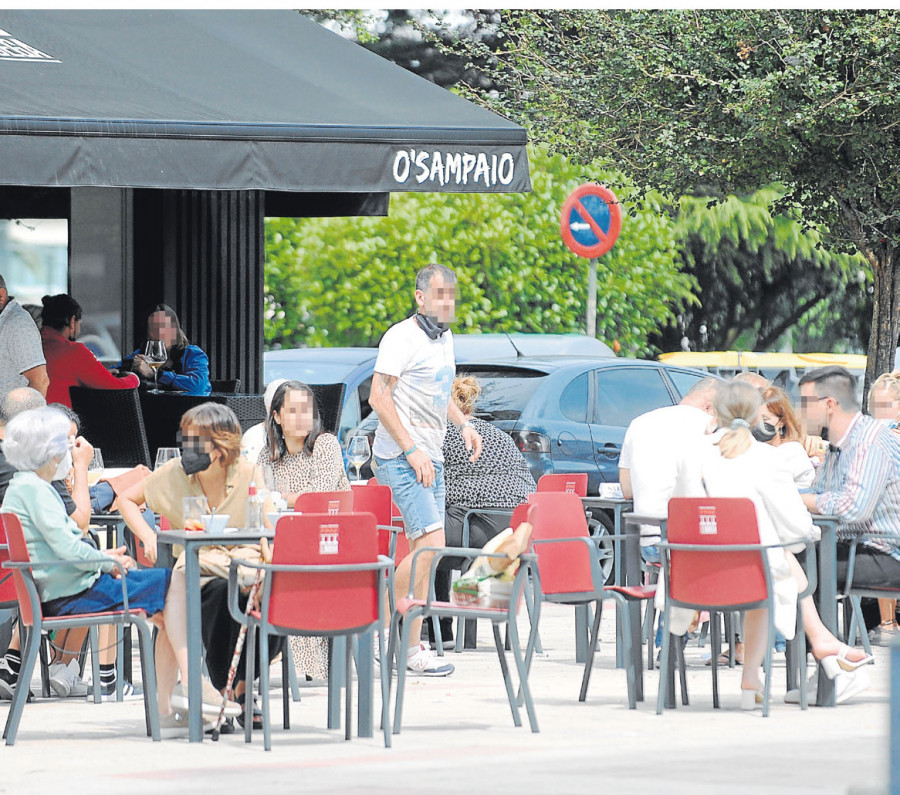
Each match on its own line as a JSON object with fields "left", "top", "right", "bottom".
{"left": 0, "top": 603, "right": 891, "bottom": 795}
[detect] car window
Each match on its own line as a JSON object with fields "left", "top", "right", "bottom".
{"left": 594, "top": 367, "right": 674, "bottom": 427}
{"left": 666, "top": 368, "right": 706, "bottom": 399}
{"left": 559, "top": 372, "right": 589, "bottom": 423}
{"left": 263, "top": 360, "right": 358, "bottom": 384}
{"left": 455, "top": 366, "right": 547, "bottom": 421}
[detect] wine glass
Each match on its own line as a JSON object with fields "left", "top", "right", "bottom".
{"left": 87, "top": 448, "right": 104, "bottom": 487}
{"left": 155, "top": 447, "right": 181, "bottom": 471}
{"left": 347, "top": 436, "right": 371, "bottom": 481}
{"left": 143, "top": 340, "right": 167, "bottom": 392}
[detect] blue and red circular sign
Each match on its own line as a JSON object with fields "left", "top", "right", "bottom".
{"left": 560, "top": 184, "right": 622, "bottom": 258}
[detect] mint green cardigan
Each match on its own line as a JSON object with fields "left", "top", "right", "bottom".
{"left": 1, "top": 470, "right": 113, "bottom": 603}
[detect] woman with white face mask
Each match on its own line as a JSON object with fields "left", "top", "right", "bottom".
{"left": 0, "top": 406, "right": 196, "bottom": 736}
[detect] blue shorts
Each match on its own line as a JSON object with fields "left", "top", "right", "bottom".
{"left": 42, "top": 569, "right": 172, "bottom": 618}
{"left": 372, "top": 455, "right": 445, "bottom": 541}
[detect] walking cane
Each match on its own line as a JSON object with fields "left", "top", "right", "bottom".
{"left": 210, "top": 560, "right": 265, "bottom": 741}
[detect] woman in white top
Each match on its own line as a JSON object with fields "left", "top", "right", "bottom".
{"left": 757, "top": 386, "right": 815, "bottom": 489}
{"left": 676, "top": 381, "right": 872, "bottom": 708}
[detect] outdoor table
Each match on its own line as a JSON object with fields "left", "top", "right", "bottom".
{"left": 156, "top": 527, "right": 374, "bottom": 742}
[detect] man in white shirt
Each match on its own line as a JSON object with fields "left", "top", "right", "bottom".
{"left": 369, "top": 263, "right": 482, "bottom": 676}
{"left": 619, "top": 377, "right": 720, "bottom": 561}
{"left": 0, "top": 274, "right": 49, "bottom": 401}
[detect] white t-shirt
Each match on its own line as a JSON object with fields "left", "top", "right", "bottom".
{"left": 372, "top": 316, "right": 455, "bottom": 462}
{"left": 773, "top": 440, "right": 816, "bottom": 490}
{"left": 0, "top": 299, "right": 45, "bottom": 403}
{"left": 619, "top": 403, "right": 712, "bottom": 544}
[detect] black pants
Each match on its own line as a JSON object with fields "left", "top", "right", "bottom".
{"left": 836, "top": 542, "right": 900, "bottom": 631}
{"left": 200, "top": 578, "right": 285, "bottom": 691}
{"left": 428, "top": 505, "right": 515, "bottom": 646}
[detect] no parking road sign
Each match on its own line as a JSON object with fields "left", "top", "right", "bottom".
{"left": 560, "top": 184, "right": 622, "bottom": 259}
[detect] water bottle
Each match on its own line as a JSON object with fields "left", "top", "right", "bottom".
{"left": 245, "top": 481, "right": 264, "bottom": 532}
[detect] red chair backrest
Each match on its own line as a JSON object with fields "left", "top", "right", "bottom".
{"left": 351, "top": 483, "right": 395, "bottom": 557}
{"left": 0, "top": 512, "right": 40, "bottom": 627}
{"left": 666, "top": 497, "right": 768, "bottom": 607}
{"left": 293, "top": 490, "right": 353, "bottom": 516}
{"left": 268, "top": 511, "right": 380, "bottom": 633}
{"left": 527, "top": 491, "right": 595, "bottom": 595}
{"left": 536, "top": 473, "right": 588, "bottom": 497}
{"left": 0, "top": 515, "right": 18, "bottom": 606}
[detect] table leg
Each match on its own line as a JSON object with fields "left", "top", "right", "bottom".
{"left": 356, "top": 632, "right": 373, "bottom": 738}
{"left": 184, "top": 544, "right": 204, "bottom": 741}
{"left": 816, "top": 520, "right": 837, "bottom": 707}
{"left": 624, "top": 521, "right": 644, "bottom": 702}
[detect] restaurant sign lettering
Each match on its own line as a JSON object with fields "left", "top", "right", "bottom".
{"left": 392, "top": 149, "right": 517, "bottom": 189}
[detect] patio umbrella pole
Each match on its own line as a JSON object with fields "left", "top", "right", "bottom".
{"left": 211, "top": 570, "right": 263, "bottom": 741}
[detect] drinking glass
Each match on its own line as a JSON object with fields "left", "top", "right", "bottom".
{"left": 143, "top": 340, "right": 167, "bottom": 392}
{"left": 155, "top": 447, "right": 181, "bottom": 470}
{"left": 182, "top": 496, "right": 209, "bottom": 532}
{"left": 347, "top": 436, "right": 371, "bottom": 481}
{"left": 87, "top": 448, "right": 104, "bottom": 487}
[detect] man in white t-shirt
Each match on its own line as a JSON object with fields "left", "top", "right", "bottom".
{"left": 0, "top": 274, "right": 49, "bottom": 402}
{"left": 369, "top": 263, "right": 482, "bottom": 676}
{"left": 619, "top": 377, "right": 720, "bottom": 561}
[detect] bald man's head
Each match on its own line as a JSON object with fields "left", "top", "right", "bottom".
{"left": 0, "top": 387, "right": 47, "bottom": 433}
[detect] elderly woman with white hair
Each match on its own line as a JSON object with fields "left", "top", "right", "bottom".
{"left": 0, "top": 406, "right": 195, "bottom": 735}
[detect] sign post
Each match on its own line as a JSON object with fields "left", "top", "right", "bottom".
{"left": 560, "top": 184, "right": 622, "bottom": 338}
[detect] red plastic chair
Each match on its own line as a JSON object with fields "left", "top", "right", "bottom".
{"left": 0, "top": 512, "right": 161, "bottom": 745}
{"left": 657, "top": 497, "right": 808, "bottom": 717}
{"left": 227, "top": 511, "right": 392, "bottom": 750}
{"left": 293, "top": 490, "right": 353, "bottom": 515}
{"left": 536, "top": 473, "right": 588, "bottom": 497}
{"left": 389, "top": 503, "right": 540, "bottom": 734}
{"left": 525, "top": 491, "right": 637, "bottom": 707}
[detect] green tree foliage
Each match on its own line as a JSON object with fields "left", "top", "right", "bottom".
{"left": 264, "top": 149, "right": 695, "bottom": 356}
{"left": 656, "top": 186, "right": 870, "bottom": 352}
{"left": 459, "top": 10, "right": 900, "bottom": 385}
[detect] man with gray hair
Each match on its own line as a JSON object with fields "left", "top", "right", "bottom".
{"left": 0, "top": 274, "right": 49, "bottom": 402}
{"left": 369, "top": 263, "right": 482, "bottom": 676}
{"left": 800, "top": 366, "right": 900, "bottom": 620}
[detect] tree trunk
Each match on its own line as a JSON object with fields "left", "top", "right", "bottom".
{"left": 865, "top": 244, "right": 899, "bottom": 402}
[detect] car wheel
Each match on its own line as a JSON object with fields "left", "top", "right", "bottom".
{"left": 586, "top": 509, "right": 615, "bottom": 585}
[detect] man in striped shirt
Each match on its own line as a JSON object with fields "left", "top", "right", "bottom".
{"left": 799, "top": 366, "right": 900, "bottom": 633}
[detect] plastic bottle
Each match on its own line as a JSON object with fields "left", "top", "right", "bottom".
{"left": 245, "top": 481, "right": 264, "bottom": 532}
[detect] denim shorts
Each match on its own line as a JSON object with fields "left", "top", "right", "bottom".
{"left": 372, "top": 455, "right": 445, "bottom": 541}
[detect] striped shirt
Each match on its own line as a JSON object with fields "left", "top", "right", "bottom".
{"left": 812, "top": 413, "right": 900, "bottom": 561}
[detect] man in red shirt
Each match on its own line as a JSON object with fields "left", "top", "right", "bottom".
{"left": 40, "top": 294, "right": 139, "bottom": 407}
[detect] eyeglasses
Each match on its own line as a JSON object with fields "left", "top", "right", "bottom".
{"left": 799, "top": 396, "right": 830, "bottom": 407}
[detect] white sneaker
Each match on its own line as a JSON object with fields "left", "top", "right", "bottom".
{"left": 61, "top": 659, "right": 88, "bottom": 698}
{"left": 49, "top": 662, "right": 71, "bottom": 698}
{"left": 405, "top": 643, "right": 454, "bottom": 677}
{"left": 171, "top": 681, "right": 241, "bottom": 717}
{"left": 159, "top": 711, "right": 216, "bottom": 739}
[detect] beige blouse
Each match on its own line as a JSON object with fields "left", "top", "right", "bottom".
{"left": 256, "top": 433, "right": 350, "bottom": 497}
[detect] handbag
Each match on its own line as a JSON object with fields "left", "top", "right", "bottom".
{"left": 175, "top": 543, "right": 263, "bottom": 590}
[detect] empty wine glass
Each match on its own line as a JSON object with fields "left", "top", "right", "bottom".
{"left": 155, "top": 447, "right": 181, "bottom": 471}
{"left": 347, "top": 436, "right": 371, "bottom": 481}
{"left": 87, "top": 448, "right": 104, "bottom": 487}
{"left": 143, "top": 340, "right": 167, "bottom": 392}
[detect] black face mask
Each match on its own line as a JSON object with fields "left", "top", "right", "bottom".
{"left": 181, "top": 447, "right": 212, "bottom": 476}
{"left": 416, "top": 312, "right": 449, "bottom": 340}
{"left": 751, "top": 421, "right": 778, "bottom": 443}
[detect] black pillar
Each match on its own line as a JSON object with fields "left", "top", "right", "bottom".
{"left": 133, "top": 189, "right": 265, "bottom": 393}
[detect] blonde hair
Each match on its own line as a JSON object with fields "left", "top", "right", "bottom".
{"left": 869, "top": 372, "right": 900, "bottom": 416}
{"left": 180, "top": 402, "right": 243, "bottom": 467}
{"left": 714, "top": 381, "right": 761, "bottom": 459}
{"left": 452, "top": 376, "right": 481, "bottom": 416}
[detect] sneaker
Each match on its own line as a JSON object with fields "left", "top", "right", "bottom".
{"left": 86, "top": 680, "right": 144, "bottom": 702}
{"left": 868, "top": 622, "right": 900, "bottom": 648}
{"left": 159, "top": 711, "right": 215, "bottom": 739}
{"left": 50, "top": 659, "right": 88, "bottom": 698}
{"left": 0, "top": 657, "right": 29, "bottom": 702}
{"left": 405, "top": 643, "right": 454, "bottom": 677}
{"left": 171, "top": 681, "right": 241, "bottom": 717}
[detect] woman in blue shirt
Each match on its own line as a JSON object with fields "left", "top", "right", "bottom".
{"left": 120, "top": 304, "right": 211, "bottom": 396}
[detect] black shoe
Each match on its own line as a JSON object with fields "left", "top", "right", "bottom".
{"left": 235, "top": 693, "right": 263, "bottom": 731}
{"left": 0, "top": 658, "right": 30, "bottom": 702}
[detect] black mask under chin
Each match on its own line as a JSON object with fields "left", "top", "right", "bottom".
{"left": 751, "top": 421, "right": 778, "bottom": 443}
{"left": 181, "top": 447, "right": 212, "bottom": 475}
{"left": 416, "top": 312, "right": 449, "bottom": 340}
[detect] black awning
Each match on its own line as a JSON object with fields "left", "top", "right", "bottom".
{"left": 0, "top": 11, "right": 530, "bottom": 193}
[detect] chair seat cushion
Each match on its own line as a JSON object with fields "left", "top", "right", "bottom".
{"left": 396, "top": 597, "right": 508, "bottom": 616}
{"left": 605, "top": 584, "right": 657, "bottom": 600}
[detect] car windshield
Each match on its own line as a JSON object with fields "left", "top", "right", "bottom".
{"left": 456, "top": 366, "right": 547, "bottom": 421}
